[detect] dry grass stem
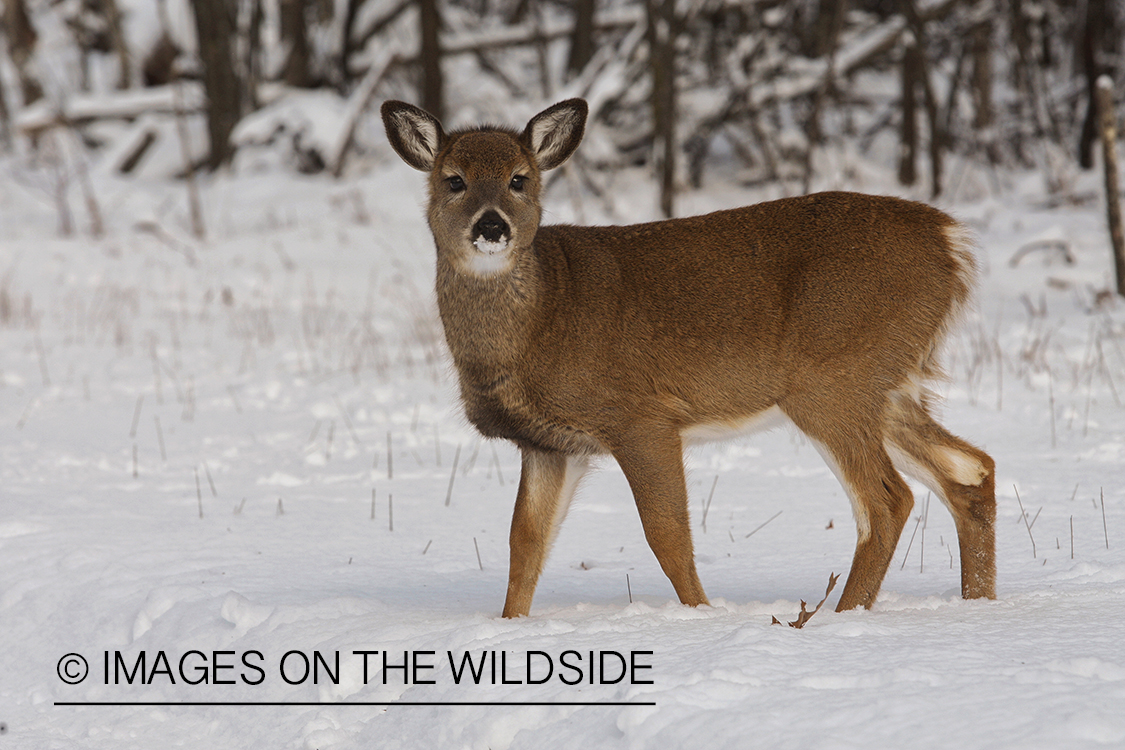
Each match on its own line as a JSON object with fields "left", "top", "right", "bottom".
{"left": 130, "top": 395, "right": 144, "bottom": 438}
{"left": 335, "top": 396, "right": 362, "bottom": 445}
{"left": 34, "top": 332, "right": 50, "bottom": 386}
{"left": 920, "top": 492, "right": 931, "bottom": 574}
{"left": 195, "top": 467, "right": 203, "bottom": 519}
{"left": 1014, "top": 486, "right": 1036, "bottom": 558}
{"left": 16, "top": 399, "right": 36, "bottom": 430}
{"left": 386, "top": 431, "right": 394, "bottom": 480}
{"left": 744, "top": 510, "right": 782, "bottom": 539}
{"left": 901, "top": 510, "right": 924, "bottom": 570}
{"left": 1048, "top": 370, "right": 1057, "bottom": 448}
{"left": 1101, "top": 488, "right": 1109, "bottom": 549}
{"left": 227, "top": 385, "right": 242, "bottom": 413}
{"left": 445, "top": 444, "right": 462, "bottom": 507}
{"left": 464, "top": 439, "right": 482, "bottom": 475}
{"left": 203, "top": 462, "right": 217, "bottom": 496}
{"left": 490, "top": 443, "right": 506, "bottom": 486}
{"left": 154, "top": 416, "right": 167, "bottom": 461}
{"left": 702, "top": 475, "right": 718, "bottom": 533}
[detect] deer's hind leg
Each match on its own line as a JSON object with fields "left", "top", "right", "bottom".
{"left": 883, "top": 392, "right": 996, "bottom": 600}
{"left": 781, "top": 392, "right": 916, "bottom": 611}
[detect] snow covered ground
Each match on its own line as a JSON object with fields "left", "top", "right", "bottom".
{"left": 2, "top": 133, "right": 1124, "bottom": 749}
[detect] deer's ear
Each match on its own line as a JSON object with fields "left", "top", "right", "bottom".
{"left": 522, "top": 99, "right": 587, "bottom": 171}
{"left": 381, "top": 100, "right": 445, "bottom": 171}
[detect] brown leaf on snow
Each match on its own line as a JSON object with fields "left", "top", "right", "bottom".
{"left": 787, "top": 573, "right": 840, "bottom": 629}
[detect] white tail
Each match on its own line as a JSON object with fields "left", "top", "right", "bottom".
{"left": 382, "top": 98, "right": 996, "bottom": 618}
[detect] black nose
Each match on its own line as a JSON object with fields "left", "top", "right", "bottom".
{"left": 473, "top": 211, "right": 510, "bottom": 243}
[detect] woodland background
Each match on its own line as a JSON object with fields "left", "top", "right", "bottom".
{"left": 1, "top": 0, "right": 1123, "bottom": 225}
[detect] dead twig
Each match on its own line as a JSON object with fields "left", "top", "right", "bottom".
{"left": 773, "top": 573, "right": 840, "bottom": 629}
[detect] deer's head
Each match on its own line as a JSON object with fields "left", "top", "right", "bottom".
{"left": 381, "top": 99, "right": 588, "bottom": 276}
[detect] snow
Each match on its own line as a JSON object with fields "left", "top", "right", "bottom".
{"left": 2, "top": 131, "right": 1125, "bottom": 750}
{"left": 473, "top": 237, "right": 509, "bottom": 255}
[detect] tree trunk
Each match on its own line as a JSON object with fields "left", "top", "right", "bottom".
{"left": 1080, "top": 0, "right": 1110, "bottom": 169}
{"left": 244, "top": 0, "right": 263, "bottom": 109}
{"left": 191, "top": 0, "right": 241, "bottom": 169}
{"left": 810, "top": 0, "right": 847, "bottom": 59}
{"left": 0, "top": 69, "right": 11, "bottom": 150}
{"left": 900, "top": 0, "right": 942, "bottom": 197}
{"left": 3, "top": 0, "right": 44, "bottom": 105}
{"left": 898, "top": 40, "right": 919, "bottom": 187}
{"left": 280, "top": 0, "right": 313, "bottom": 87}
{"left": 1009, "top": 0, "right": 1034, "bottom": 103}
{"left": 648, "top": 0, "right": 676, "bottom": 218}
{"left": 340, "top": 0, "right": 365, "bottom": 85}
{"left": 567, "top": 0, "right": 596, "bottom": 79}
{"left": 1096, "top": 77, "right": 1125, "bottom": 296}
{"left": 970, "top": 19, "right": 992, "bottom": 131}
{"left": 920, "top": 47, "right": 942, "bottom": 198}
{"left": 419, "top": 0, "right": 443, "bottom": 120}
{"left": 103, "top": 0, "right": 132, "bottom": 88}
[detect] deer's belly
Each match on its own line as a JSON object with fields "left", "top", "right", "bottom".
{"left": 680, "top": 405, "right": 789, "bottom": 445}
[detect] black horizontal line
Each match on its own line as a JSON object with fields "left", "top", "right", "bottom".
{"left": 55, "top": 701, "right": 655, "bottom": 707}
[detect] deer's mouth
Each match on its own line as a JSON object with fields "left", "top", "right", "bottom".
{"left": 471, "top": 210, "right": 511, "bottom": 255}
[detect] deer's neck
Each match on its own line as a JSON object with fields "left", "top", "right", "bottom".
{"left": 435, "top": 244, "right": 555, "bottom": 377}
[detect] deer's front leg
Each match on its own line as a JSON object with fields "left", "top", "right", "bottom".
{"left": 613, "top": 432, "right": 709, "bottom": 608}
{"left": 502, "top": 449, "right": 589, "bottom": 618}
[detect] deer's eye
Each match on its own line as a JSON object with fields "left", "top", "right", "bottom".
{"left": 509, "top": 175, "right": 527, "bottom": 192}
{"left": 447, "top": 176, "right": 465, "bottom": 192}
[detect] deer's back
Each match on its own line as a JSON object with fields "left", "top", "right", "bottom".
{"left": 540, "top": 191, "right": 969, "bottom": 361}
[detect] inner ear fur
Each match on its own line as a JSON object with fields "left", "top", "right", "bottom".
{"left": 521, "top": 99, "right": 588, "bottom": 172}
{"left": 381, "top": 100, "right": 446, "bottom": 172}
